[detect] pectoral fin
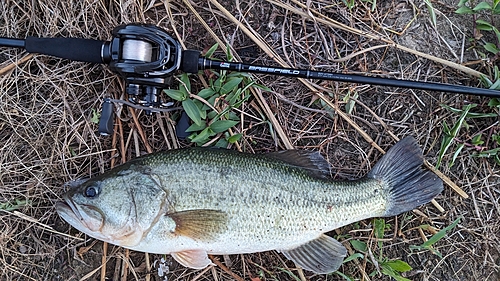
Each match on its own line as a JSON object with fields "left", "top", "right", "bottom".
{"left": 167, "top": 209, "right": 228, "bottom": 242}
{"left": 171, "top": 249, "right": 212, "bottom": 269}
{"left": 280, "top": 234, "right": 347, "bottom": 274}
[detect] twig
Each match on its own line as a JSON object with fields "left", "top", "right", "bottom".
{"left": 0, "top": 54, "right": 33, "bottom": 75}
{"left": 128, "top": 107, "right": 153, "bottom": 154}
{"left": 270, "top": 0, "right": 486, "bottom": 78}
{"left": 145, "top": 253, "right": 151, "bottom": 281}
{"left": 100, "top": 242, "right": 108, "bottom": 281}
{"left": 5, "top": 210, "right": 83, "bottom": 241}
{"left": 209, "top": 255, "right": 245, "bottom": 281}
{"left": 120, "top": 249, "right": 130, "bottom": 281}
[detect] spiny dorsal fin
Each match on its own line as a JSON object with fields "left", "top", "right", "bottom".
{"left": 268, "top": 150, "right": 331, "bottom": 179}
{"left": 171, "top": 249, "right": 212, "bottom": 269}
{"left": 167, "top": 209, "right": 228, "bottom": 242}
{"left": 280, "top": 234, "right": 347, "bottom": 274}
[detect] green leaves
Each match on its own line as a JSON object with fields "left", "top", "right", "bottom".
{"left": 455, "top": 5, "right": 474, "bottom": 14}
{"left": 350, "top": 240, "right": 367, "bottom": 252}
{"left": 165, "top": 43, "right": 267, "bottom": 146}
{"left": 374, "top": 218, "right": 390, "bottom": 255}
{"left": 455, "top": 0, "right": 500, "bottom": 54}
{"left": 382, "top": 260, "right": 412, "bottom": 272}
{"left": 210, "top": 120, "right": 239, "bottom": 133}
{"left": 219, "top": 77, "right": 243, "bottom": 95}
{"left": 342, "top": 219, "right": 413, "bottom": 281}
{"left": 0, "top": 198, "right": 28, "bottom": 211}
{"left": 474, "top": 1, "right": 493, "bottom": 11}
{"left": 165, "top": 89, "right": 187, "bottom": 101}
{"left": 182, "top": 99, "right": 202, "bottom": 126}
{"left": 456, "top": 1, "right": 497, "bottom": 13}
{"left": 437, "top": 103, "right": 476, "bottom": 169}
{"left": 484, "top": 42, "right": 500, "bottom": 54}
{"left": 91, "top": 108, "right": 100, "bottom": 124}
{"left": 480, "top": 66, "right": 500, "bottom": 90}
{"left": 438, "top": 100, "right": 500, "bottom": 168}
{"left": 410, "top": 217, "right": 461, "bottom": 258}
{"left": 380, "top": 260, "right": 412, "bottom": 281}
{"left": 424, "top": 0, "right": 437, "bottom": 28}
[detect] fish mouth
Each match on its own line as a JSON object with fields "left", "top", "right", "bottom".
{"left": 56, "top": 195, "right": 104, "bottom": 234}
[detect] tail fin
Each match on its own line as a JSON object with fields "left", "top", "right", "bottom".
{"left": 367, "top": 136, "right": 443, "bottom": 216}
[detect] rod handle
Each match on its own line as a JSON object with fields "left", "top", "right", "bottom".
{"left": 25, "top": 36, "right": 105, "bottom": 63}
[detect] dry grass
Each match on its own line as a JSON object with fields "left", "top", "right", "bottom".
{"left": 1, "top": 0, "right": 499, "bottom": 280}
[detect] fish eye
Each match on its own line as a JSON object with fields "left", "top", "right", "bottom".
{"left": 84, "top": 185, "right": 99, "bottom": 198}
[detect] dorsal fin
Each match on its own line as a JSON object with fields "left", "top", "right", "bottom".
{"left": 267, "top": 150, "right": 331, "bottom": 179}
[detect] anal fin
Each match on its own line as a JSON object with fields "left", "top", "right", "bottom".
{"left": 280, "top": 234, "right": 347, "bottom": 274}
{"left": 171, "top": 249, "right": 212, "bottom": 269}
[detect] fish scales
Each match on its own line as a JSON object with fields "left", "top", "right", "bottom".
{"left": 56, "top": 136, "right": 443, "bottom": 274}
{"left": 139, "top": 148, "right": 387, "bottom": 252}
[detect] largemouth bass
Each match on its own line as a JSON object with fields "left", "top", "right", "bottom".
{"left": 56, "top": 136, "right": 442, "bottom": 274}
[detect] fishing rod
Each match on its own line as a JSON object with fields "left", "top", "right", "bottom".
{"left": 1, "top": 24, "right": 499, "bottom": 136}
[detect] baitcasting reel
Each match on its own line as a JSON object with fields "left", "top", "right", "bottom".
{"left": 1, "top": 24, "right": 499, "bottom": 137}
{"left": 106, "top": 24, "right": 181, "bottom": 110}
{"left": 0, "top": 23, "right": 191, "bottom": 135}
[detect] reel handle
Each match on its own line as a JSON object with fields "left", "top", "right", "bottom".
{"left": 98, "top": 98, "right": 114, "bottom": 136}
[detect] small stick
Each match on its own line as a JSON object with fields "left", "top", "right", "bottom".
{"left": 145, "top": 253, "right": 150, "bottom": 281}
{"left": 118, "top": 117, "right": 126, "bottom": 163}
{"left": 100, "top": 242, "right": 108, "bottom": 281}
{"left": 209, "top": 255, "right": 245, "bottom": 281}
{"left": 128, "top": 107, "right": 153, "bottom": 153}
{"left": 120, "top": 249, "right": 130, "bottom": 281}
{"left": 0, "top": 54, "right": 33, "bottom": 75}
{"left": 191, "top": 265, "right": 213, "bottom": 281}
{"left": 113, "top": 258, "right": 121, "bottom": 281}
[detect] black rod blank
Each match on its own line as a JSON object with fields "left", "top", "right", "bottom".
{"left": 178, "top": 50, "right": 500, "bottom": 98}
{"left": 199, "top": 57, "right": 500, "bottom": 98}
{"left": 0, "top": 37, "right": 25, "bottom": 48}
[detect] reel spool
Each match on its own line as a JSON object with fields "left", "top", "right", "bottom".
{"left": 122, "top": 39, "right": 153, "bottom": 62}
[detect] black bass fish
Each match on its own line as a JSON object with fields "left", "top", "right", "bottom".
{"left": 56, "top": 136, "right": 442, "bottom": 274}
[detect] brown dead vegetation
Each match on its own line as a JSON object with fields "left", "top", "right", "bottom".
{"left": 0, "top": 0, "right": 499, "bottom": 280}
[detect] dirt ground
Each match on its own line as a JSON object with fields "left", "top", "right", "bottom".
{"left": 1, "top": 0, "right": 499, "bottom": 280}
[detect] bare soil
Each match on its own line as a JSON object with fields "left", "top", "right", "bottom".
{"left": 1, "top": 1, "right": 499, "bottom": 280}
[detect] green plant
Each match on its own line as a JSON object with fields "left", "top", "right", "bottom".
{"left": 410, "top": 217, "right": 461, "bottom": 258}
{"left": 437, "top": 101, "right": 499, "bottom": 168}
{"left": 339, "top": 219, "right": 412, "bottom": 281}
{"left": 342, "top": 0, "right": 356, "bottom": 10}
{"left": 0, "top": 198, "right": 28, "bottom": 211}
{"left": 456, "top": 0, "right": 500, "bottom": 55}
{"left": 362, "top": 0, "right": 377, "bottom": 12}
{"left": 424, "top": 0, "right": 437, "bottom": 28}
{"left": 91, "top": 108, "right": 100, "bottom": 124}
{"left": 165, "top": 43, "right": 269, "bottom": 147}
{"left": 343, "top": 90, "right": 358, "bottom": 115}
{"left": 437, "top": 103, "right": 476, "bottom": 168}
